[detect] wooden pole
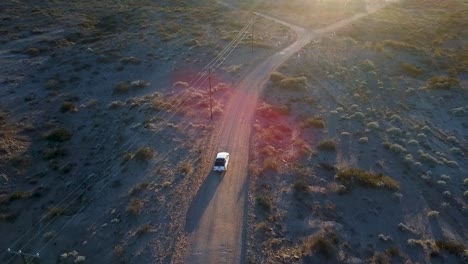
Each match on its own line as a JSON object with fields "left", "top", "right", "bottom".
{"left": 209, "top": 68, "right": 213, "bottom": 120}
{"left": 251, "top": 19, "right": 254, "bottom": 54}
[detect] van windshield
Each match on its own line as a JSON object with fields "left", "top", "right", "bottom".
{"left": 214, "top": 158, "right": 225, "bottom": 166}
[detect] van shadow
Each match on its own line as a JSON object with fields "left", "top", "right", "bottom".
{"left": 184, "top": 171, "right": 223, "bottom": 233}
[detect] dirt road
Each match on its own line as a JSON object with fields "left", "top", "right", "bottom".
{"left": 183, "top": 7, "right": 390, "bottom": 264}
{"left": 183, "top": 14, "right": 313, "bottom": 263}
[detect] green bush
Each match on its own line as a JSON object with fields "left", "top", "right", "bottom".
{"left": 359, "top": 59, "right": 376, "bottom": 72}
{"left": 401, "top": 63, "right": 423, "bottom": 77}
{"left": 279, "top": 77, "right": 307, "bottom": 90}
{"left": 60, "top": 102, "right": 78, "bottom": 113}
{"left": 270, "top": 71, "right": 286, "bottom": 83}
{"left": 424, "top": 76, "right": 459, "bottom": 90}
{"left": 46, "top": 128, "right": 72, "bottom": 142}
{"left": 113, "top": 81, "right": 130, "bottom": 94}
{"left": 317, "top": 139, "right": 336, "bottom": 151}
{"left": 336, "top": 168, "right": 400, "bottom": 191}
{"left": 9, "top": 191, "right": 32, "bottom": 201}
{"left": 135, "top": 147, "right": 154, "bottom": 162}
{"left": 256, "top": 194, "right": 272, "bottom": 211}
{"left": 301, "top": 116, "right": 325, "bottom": 129}
{"left": 293, "top": 180, "right": 308, "bottom": 191}
{"left": 435, "top": 240, "right": 465, "bottom": 255}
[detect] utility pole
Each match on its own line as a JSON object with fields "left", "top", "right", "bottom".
{"left": 251, "top": 18, "right": 254, "bottom": 54}
{"left": 208, "top": 68, "right": 213, "bottom": 120}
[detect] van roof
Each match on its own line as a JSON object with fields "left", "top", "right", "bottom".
{"left": 216, "top": 152, "right": 229, "bottom": 159}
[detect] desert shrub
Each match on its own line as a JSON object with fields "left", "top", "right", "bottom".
{"left": 305, "top": 233, "right": 338, "bottom": 258}
{"left": 437, "top": 180, "right": 446, "bottom": 186}
{"left": 130, "top": 80, "right": 150, "bottom": 89}
{"left": 152, "top": 97, "right": 171, "bottom": 111}
{"left": 440, "top": 174, "right": 450, "bottom": 181}
{"left": 251, "top": 41, "right": 271, "bottom": 49}
{"left": 25, "top": 47, "right": 40, "bottom": 56}
{"left": 418, "top": 151, "right": 439, "bottom": 166}
{"left": 359, "top": 59, "right": 376, "bottom": 72}
{"left": 109, "top": 101, "right": 125, "bottom": 109}
{"left": 270, "top": 72, "right": 286, "bottom": 83}
{"left": 136, "top": 223, "right": 152, "bottom": 236}
{"left": 381, "top": 40, "right": 420, "bottom": 53}
{"left": 367, "top": 122, "right": 380, "bottom": 129}
{"left": 113, "top": 81, "right": 130, "bottom": 94}
{"left": 341, "top": 132, "right": 351, "bottom": 137}
{"left": 293, "top": 179, "right": 308, "bottom": 192}
{"left": 390, "top": 114, "right": 401, "bottom": 122}
{"left": 314, "top": 236, "right": 334, "bottom": 258}
{"left": 336, "top": 168, "right": 400, "bottom": 191}
{"left": 417, "top": 133, "right": 427, "bottom": 140}
{"left": 43, "top": 231, "right": 56, "bottom": 241}
{"left": 256, "top": 194, "right": 272, "bottom": 211}
{"left": 401, "top": 63, "right": 423, "bottom": 77}
{"left": 45, "top": 79, "right": 62, "bottom": 90}
{"left": 408, "top": 139, "right": 419, "bottom": 146}
{"left": 48, "top": 206, "right": 65, "bottom": 217}
{"left": 122, "top": 153, "right": 134, "bottom": 164}
{"left": 449, "top": 147, "right": 463, "bottom": 156}
{"left": 128, "top": 183, "right": 150, "bottom": 196}
{"left": 387, "top": 127, "right": 402, "bottom": 135}
{"left": 450, "top": 107, "right": 467, "bottom": 117}
{"left": 46, "top": 128, "right": 72, "bottom": 142}
{"left": 120, "top": 56, "right": 141, "bottom": 65}
{"left": 114, "top": 244, "right": 126, "bottom": 257}
{"left": 390, "top": 144, "right": 407, "bottom": 153}
{"left": 317, "top": 139, "right": 336, "bottom": 151}
{"left": 263, "top": 157, "right": 280, "bottom": 172}
{"left": 301, "top": 116, "right": 325, "bottom": 128}
{"left": 135, "top": 147, "right": 153, "bottom": 162}
{"left": 359, "top": 137, "right": 368, "bottom": 144}
{"left": 60, "top": 102, "right": 78, "bottom": 113}
{"left": 385, "top": 247, "right": 401, "bottom": 257}
{"left": 0, "top": 212, "right": 18, "bottom": 222}
{"left": 435, "top": 240, "right": 466, "bottom": 255}
{"left": 442, "top": 159, "right": 458, "bottom": 167}
{"left": 9, "top": 191, "right": 32, "bottom": 201}
{"left": 162, "top": 181, "right": 172, "bottom": 188}
{"left": 127, "top": 198, "right": 144, "bottom": 215}
{"left": 279, "top": 77, "right": 307, "bottom": 90}
{"left": 350, "top": 112, "right": 365, "bottom": 119}
{"left": 424, "top": 76, "right": 459, "bottom": 90}
{"left": 427, "top": 210, "right": 439, "bottom": 217}
{"left": 180, "top": 160, "right": 194, "bottom": 175}
{"left": 0, "top": 194, "right": 8, "bottom": 205}
{"left": 173, "top": 81, "right": 189, "bottom": 88}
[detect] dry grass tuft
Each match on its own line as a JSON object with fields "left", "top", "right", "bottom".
{"left": 127, "top": 198, "right": 144, "bottom": 215}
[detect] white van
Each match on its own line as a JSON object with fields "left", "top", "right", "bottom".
{"left": 213, "top": 152, "right": 230, "bottom": 172}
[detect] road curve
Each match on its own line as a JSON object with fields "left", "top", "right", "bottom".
{"left": 183, "top": 6, "right": 390, "bottom": 264}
